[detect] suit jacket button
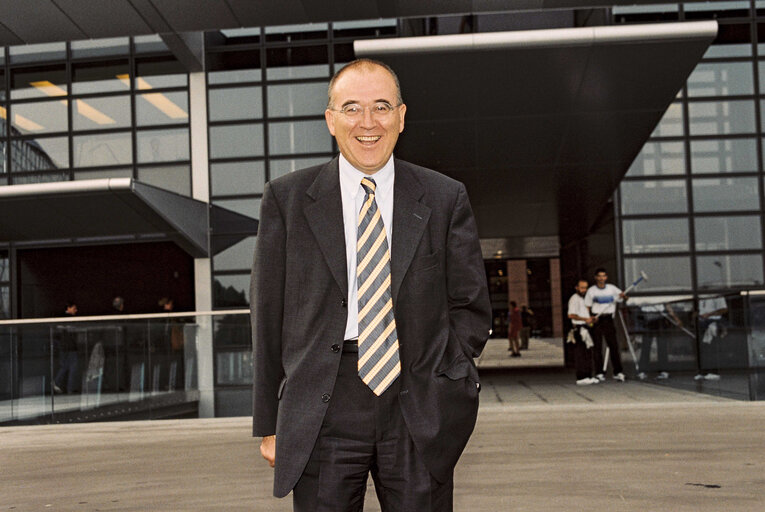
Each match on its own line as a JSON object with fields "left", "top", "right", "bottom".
{"left": 321, "top": 393, "right": 331, "bottom": 403}
{"left": 331, "top": 344, "right": 340, "bottom": 353}
{"left": 341, "top": 299, "right": 347, "bottom": 307}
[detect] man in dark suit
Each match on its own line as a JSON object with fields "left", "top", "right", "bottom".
{"left": 251, "top": 58, "right": 491, "bottom": 511}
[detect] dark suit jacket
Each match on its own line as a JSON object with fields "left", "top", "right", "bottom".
{"left": 251, "top": 157, "right": 491, "bottom": 497}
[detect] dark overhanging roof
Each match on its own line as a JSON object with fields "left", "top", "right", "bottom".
{"left": 0, "top": 178, "right": 258, "bottom": 257}
{"left": 355, "top": 21, "right": 717, "bottom": 243}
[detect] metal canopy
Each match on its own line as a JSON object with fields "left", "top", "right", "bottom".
{"left": 355, "top": 21, "right": 717, "bottom": 243}
{"left": 0, "top": 178, "right": 258, "bottom": 257}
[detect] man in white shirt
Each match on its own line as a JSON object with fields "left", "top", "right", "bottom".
{"left": 584, "top": 268, "right": 627, "bottom": 381}
{"left": 567, "top": 280, "right": 598, "bottom": 385}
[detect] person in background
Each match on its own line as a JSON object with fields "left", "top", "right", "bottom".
{"left": 520, "top": 304, "right": 534, "bottom": 350}
{"left": 508, "top": 301, "right": 522, "bottom": 357}
{"left": 53, "top": 302, "right": 79, "bottom": 394}
{"left": 567, "top": 281, "right": 598, "bottom": 385}
{"left": 585, "top": 268, "right": 627, "bottom": 382}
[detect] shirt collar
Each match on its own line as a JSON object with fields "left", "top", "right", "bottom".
{"left": 339, "top": 153, "right": 395, "bottom": 200}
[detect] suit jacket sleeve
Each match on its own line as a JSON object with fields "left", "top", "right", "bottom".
{"left": 251, "top": 182, "right": 286, "bottom": 437}
{"left": 446, "top": 183, "right": 492, "bottom": 358}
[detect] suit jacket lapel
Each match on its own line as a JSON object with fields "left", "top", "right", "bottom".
{"left": 391, "top": 160, "right": 431, "bottom": 303}
{"left": 304, "top": 158, "right": 348, "bottom": 297}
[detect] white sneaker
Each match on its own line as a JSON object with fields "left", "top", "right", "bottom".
{"left": 637, "top": 372, "right": 647, "bottom": 380}
{"left": 595, "top": 373, "right": 606, "bottom": 382}
{"left": 613, "top": 373, "right": 626, "bottom": 382}
{"left": 704, "top": 373, "right": 721, "bottom": 381}
{"left": 588, "top": 377, "right": 600, "bottom": 384}
{"left": 576, "top": 378, "right": 595, "bottom": 386}
{"left": 657, "top": 372, "right": 670, "bottom": 380}
{"left": 694, "top": 374, "right": 705, "bottom": 381}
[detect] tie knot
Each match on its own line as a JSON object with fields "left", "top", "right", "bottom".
{"left": 360, "top": 177, "right": 376, "bottom": 196}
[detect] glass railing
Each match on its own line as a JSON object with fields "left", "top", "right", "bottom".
{"left": 619, "top": 292, "right": 765, "bottom": 400}
{"left": 0, "top": 310, "right": 250, "bottom": 425}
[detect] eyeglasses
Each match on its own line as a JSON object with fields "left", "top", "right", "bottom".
{"left": 330, "top": 102, "right": 400, "bottom": 118}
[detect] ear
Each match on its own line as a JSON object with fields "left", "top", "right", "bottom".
{"left": 397, "top": 103, "right": 406, "bottom": 134}
{"left": 325, "top": 109, "right": 336, "bottom": 136}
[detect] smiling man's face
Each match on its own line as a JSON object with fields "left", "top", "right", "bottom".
{"left": 325, "top": 64, "right": 406, "bottom": 175}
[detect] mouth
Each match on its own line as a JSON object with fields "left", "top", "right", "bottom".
{"left": 355, "top": 135, "right": 381, "bottom": 145}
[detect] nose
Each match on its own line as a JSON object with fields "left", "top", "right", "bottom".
{"left": 359, "top": 106, "right": 375, "bottom": 128}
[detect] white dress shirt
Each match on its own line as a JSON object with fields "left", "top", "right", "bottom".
{"left": 339, "top": 153, "right": 395, "bottom": 340}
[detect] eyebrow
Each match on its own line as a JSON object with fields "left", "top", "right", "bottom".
{"left": 339, "top": 98, "right": 393, "bottom": 107}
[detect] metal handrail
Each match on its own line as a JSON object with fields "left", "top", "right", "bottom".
{"left": 0, "top": 309, "right": 251, "bottom": 326}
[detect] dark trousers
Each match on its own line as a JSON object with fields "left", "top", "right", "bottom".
{"left": 292, "top": 351, "right": 453, "bottom": 512}
{"left": 55, "top": 351, "right": 79, "bottom": 392}
{"left": 592, "top": 315, "right": 623, "bottom": 375}
{"left": 572, "top": 326, "right": 594, "bottom": 380}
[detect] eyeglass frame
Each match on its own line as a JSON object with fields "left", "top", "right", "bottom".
{"left": 327, "top": 101, "right": 402, "bottom": 118}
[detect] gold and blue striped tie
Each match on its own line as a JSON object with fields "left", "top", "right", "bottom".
{"left": 357, "top": 177, "right": 400, "bottom": 396}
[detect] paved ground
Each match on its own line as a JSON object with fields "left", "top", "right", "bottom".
{"left": 3, "top": 340, "right": 764, "bottom": 511}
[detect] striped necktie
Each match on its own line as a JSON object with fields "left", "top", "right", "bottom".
{"left": 356, "top": 177, "right": 400, "bottom": 396}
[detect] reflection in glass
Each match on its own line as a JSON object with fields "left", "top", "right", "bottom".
{"left": 624, "top": 256, "right": 692, "bottom": 291}
{"left": 690, "top": 139, "right": 757, "bottom": 174}
{"left": 134, "top": 34, "right": 168, "bottom": 53}
{"left": 687, "top": 62, "right": 754, "bottom": 97}
{"left": 211, "top": 161, "right": 265, "bottom": 196}
{"left": 10, "top": 100, "right": 68, "bottom": 134}
{"left": 620, "top": 180, "right": 687, "bottom": 215}
{"left": 0, "top": 254, "right": 8, "bottom": 281}
{"left": 688, "top": 100, "right": 756, "bottom": 135}
{"left": 136, "top": 90, "right": 188, "bottom": 126}
{"left": 0, "top": 287, "right": 8, "bottom": 319}
{"left": 135, "top": 57, "right": 188, "bottom": 88}
{"left": 0, "top": 143, "right": 5, "bottom": 173}
{"left": 209, "top": 86, "right": 262, "bottom": 121}
{"left": 703, "top": 44, "right": 752, "bottom": 58}
{"left": 71, "top": 38, "right": 129, "bottom": 58}
{"left": 214, "top": 275, "right": 250, "bottom": 307}
{"left": 72, "top": 60, "right": 131, "bottom": 94}
{"left": 270, "top": 157, "right": 329, "bottom": 180}
{"left": 268, "top": 120, "right": 332, "bottom": 155}
{"left": 11, "top": 65, "right": 67, "bottom": 100}
{"left": 72, "top": 96, "right": 132, "bottom": 131}
{"left": 692, "top": 177, "right": 759, "bottom": 212}
{"left": 649, "top": 103, "right": 683, "bottom": 138}
{"left": 697, "top": 255, "right": 763, "bottom": 289}
{"left": 11, "top": 171, "right": 69, "bottom": 184}
{"left": 267, "top": 83, "right": 326, "bottom": 118}
{"left": 626, "top": 142, "right": 685, "bottom": 177}
{"left": 209, "top": 124, "right": 264, "bottom": 159}
{"left": 73, "top": 132, "right": 132, "bottom": 167}
{"left": 136, "top": 128, "right": 190, "bottom": 163}
{"left": 9, "top": 42, "right": 65, "bottom": 63}
{"left": 137, "top": 165, "right": 191, "bottom": 196}
{"left": 695, "top": 216, "right": 762, "bottom": 251}
{"left": 622, "top": 218, "right": 689, "bottom": 254}
{"left": 214, "top": 236, "right": 256, "bottom": 272}
{"left": 11, "top": 136, "right": 68, "bottom": 171}
{"left": 0, "top": 70, "right": 5, "bottom": 100}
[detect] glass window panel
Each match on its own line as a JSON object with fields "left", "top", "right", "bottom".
{"left": 267, "top": 83, "right": 326, "bottom": 118}
{"left": 268, "top": 120, "right": 332, "bottom": 155}
{"left": 703, "top": 44, "right": 752, "bottom": 58}
{"left": 624, "top": 256, "right": 692, "bottom": 292}
{"left": 213, "top": 198, "right": 261, "bottom": 219}
{"left": 213, "top": 274, "right": 250, "bottom": 307}
{"left": 266, "top": 46, "right": 329, "bottom": 80}
{"left": 269, "top": 157, "right": 329, "bottom": 180}
{"left": 612, "top": 4, "right": 678, "bottom": 14}
{"left": 695, "top": 216, "right": 762, "bottom": 251}
{"left": 71, "top": 37, "right": 129, "bottom": 58}
{"left": 690, "top": 139, "right": 757, "bottom": 174}
{"left": 209, "top": 86, "right": 262, "bottom": 121}
{"left": 136, "top": 128, "right": 189, "bottom": 163}
{"left": 692, "top": 177, "right": 759, "bottom": 212}
{"left": 213, "top": 236, "right": 256, "bottom": 271}
{"left": 11, "top": 65, "right": 67, "bottom": 100}
{"left": 73, "top": 132, "right": 132, "bottom": 167}
{"left": 137, "top": 165, "right": 191, "bottom": 196}
{"left": 697, "top": 255, "right": 764, "bottom": 290}
{"left": 136, "top": 57, "right": 188, "bottom": 88}
{"left": 265, "top": 23, "right": 329, "bottom": 42}
{"left": 211, "top": 161, "right": 265, "bottom": 196}
{"left": 208, "top": 68, "right": 262, "bottom": 85}
{"left": 133, "top": 34, "right": 168, "bottom": 53}
{"left": 688, "top": 101, "right": 756, "bottom": 135}
{"left": 649, "top": 103, "right": 684, "bottom": 138}
{"left": 685, "top": 1, "right": 750, "bottom": 12}
{"left": 0, "top": 287, "right": 8, "bottom": 319}
{"left": 9, "top": 42, "right": 65, "bottom": 63}
{"left": 136, "top": 91, "right": 189, "bottom": 126}
{"left": 11, "top": 100, "right": 68, "bottom": 135}
{"left": 622, "top": 218, "right": 689, "bottom": 254}
{"left": 0, "top": 142, "right": 5, "bottom": 173}
{"left": 626, "top": 142, "right": 685, "bottom": 177}
{"left": 11, "top": 171, "right": 69, "bottom": 184}
{"left": 72, "top": 60, "right": 131, "bottom": 94}
{"left": 209, "top": 124, "right": 264, "bottom": 159}
{"left": 73, "top": 167, "right": 132, "bottom": 180}
{"left": 0, "top": 70, "right": 5, "bottom": 100}
{"left": 687, "top": 61, "right": 753, "bottom": 97}
{"left": 72, "top": 96, "right": 132, "bottom": 131}
{"left": 220, "top": 27, "right": 261, "bottom": 38}
{"left": 11, "top": 137, "right": 68, "bottom": 171}
{"left": 1, "top": 253, "right": 9, "bottom": 281}
{"left": 620, "top": 180, "right": 687, "bottom": 215}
